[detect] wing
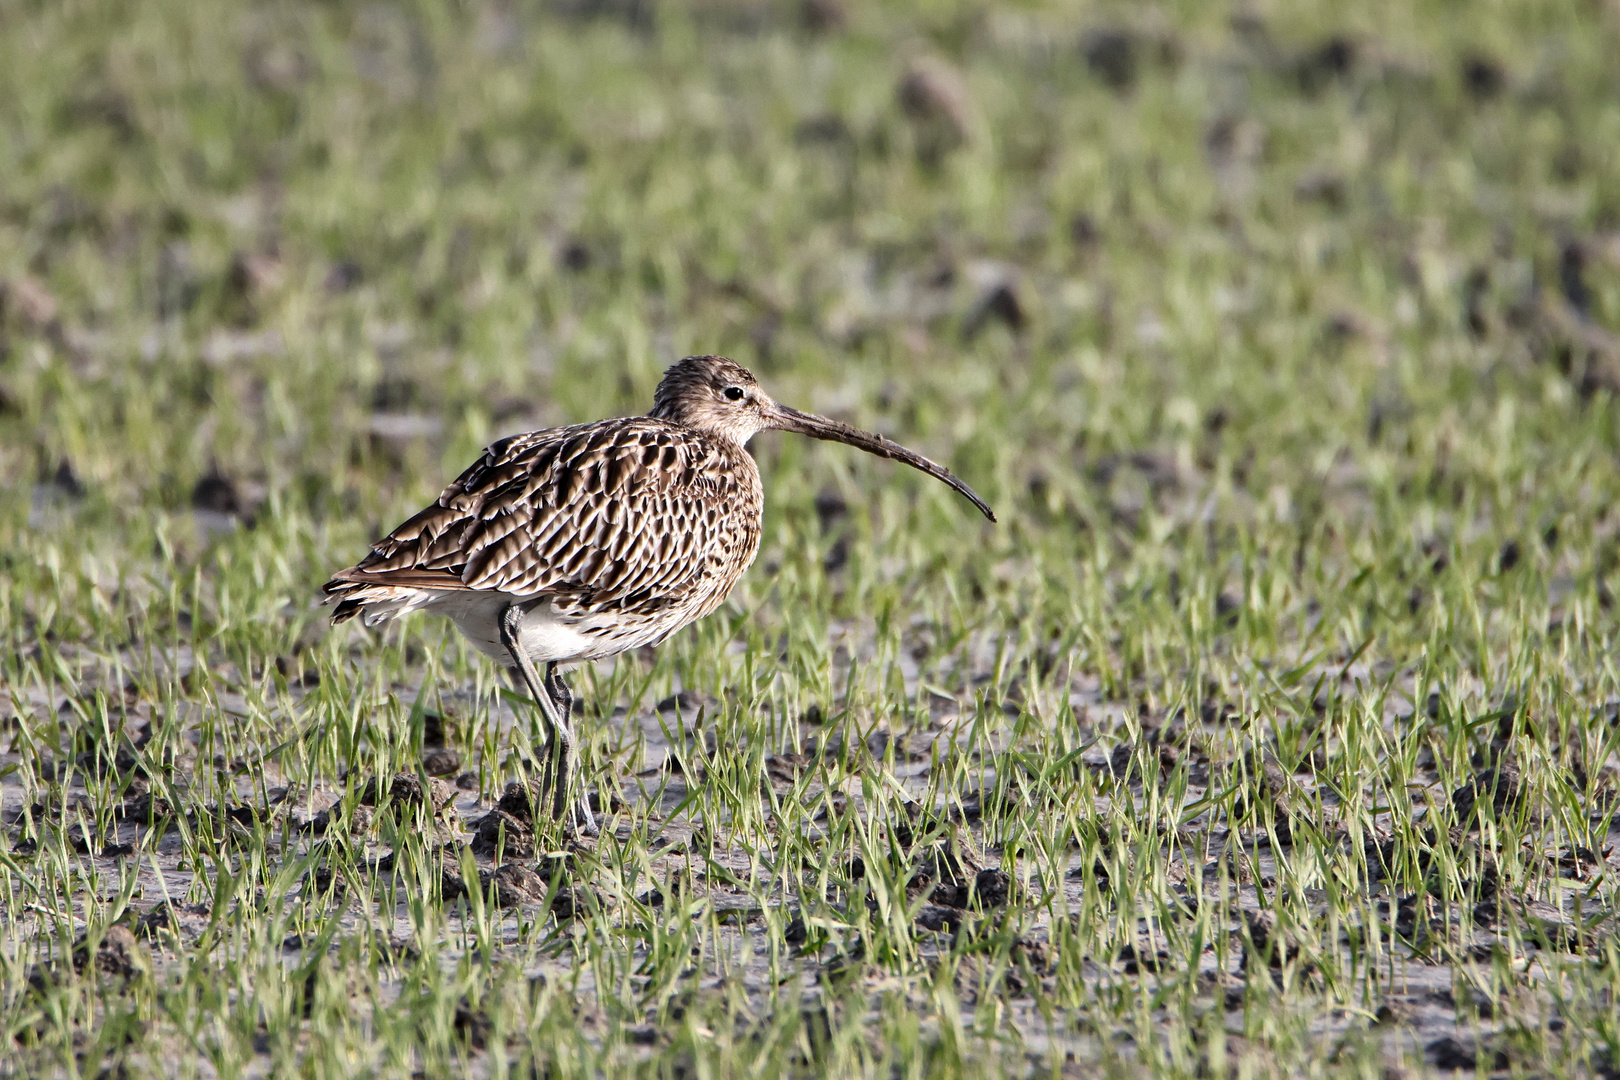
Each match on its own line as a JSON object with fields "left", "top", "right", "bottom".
{"left": 327, "top": 418, "right": 749, "bottom": 616}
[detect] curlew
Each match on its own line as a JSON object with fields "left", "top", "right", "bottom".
{"left": 324, "top": 355, "right": 994, "bottom": 834}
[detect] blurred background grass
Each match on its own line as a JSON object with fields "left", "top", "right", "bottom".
{"left": 7, "top": 0, "right": 1617, "bottom": 553}
{"left": 8, "top": 0, "right": 1620, "bottom": 709}
{"left": 6, "top": 0, "right": 1620, "bottom": 1076}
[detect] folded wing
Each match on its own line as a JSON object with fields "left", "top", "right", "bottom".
{"left": 325, "top": 418, "right": 740, "bottom": 622}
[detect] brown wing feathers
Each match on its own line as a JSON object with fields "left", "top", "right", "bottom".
{"left": 324, "top": 418, "right": 745, "bottom": 622}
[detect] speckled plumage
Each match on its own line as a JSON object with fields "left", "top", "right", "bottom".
{"left": 324, "top": 355, "right": 994, "bottom": 834}
{"left": 325, "top": 416, "right": 764, "bottom": 661}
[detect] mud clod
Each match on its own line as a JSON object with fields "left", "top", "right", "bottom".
{"left": 422, "top": 747, "right": 461, "bottom": 777}
{"left": 73, "top": 926, "right": 147, "bottom": 980}
{"left": 436, "top": 855, "right": 471, "bottom": 902}
{"left": 1241, "top": 910, "right": 1300, "bottom": 969}
{"left": 1118, "top": 943, "right": 1168, "bottom": 974}
{"left": 356, "top": 772, "right": 455, "bottom": 811}
{"left": 1012, "top": 935, "right": 1052, "bottom": 973}
{"left": 655, "top": 689, "right": 714, "bottom": 716}
{"left": 910, "top": 833, "right": 984, "bottom": 908}
{"left": 470, "top": 781, "right": 545, "bottom": 859}
{"left": 970, "top": 868, "right": 1010, "bottom": 908}
{"left": 1449, "top": 760, "right": 1524, "bottom": 829}
{"left": 453, "top": 1001, "right": 491, "bottom": 1050}
{"left": 549, "top": 884, "right": 602, "bottom": 920}
{"left": 915, "top": 904, "right": 963, "bottom": 933}
{"left": 133, "top": 904, "right": 177, "bottom": 940}
{"left": 1427, "top": 1035, "right": 1508, "bottom": 1071}
{"left": 484, "top": 861, "right": 550, "bottom": 907}
{"left": 119, "top": 789, "right": 175, "bottom": 825}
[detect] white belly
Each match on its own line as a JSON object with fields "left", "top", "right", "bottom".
{"left": 423, "top": 591, "right": 673, "bottom": 667}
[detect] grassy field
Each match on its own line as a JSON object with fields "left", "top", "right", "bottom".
{"left": 5, "top": 0, "right": 1620, "bottom": 1075}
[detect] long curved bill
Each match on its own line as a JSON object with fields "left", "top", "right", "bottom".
{"left": 764, "top": 403, "right": 996, "bottom": 522}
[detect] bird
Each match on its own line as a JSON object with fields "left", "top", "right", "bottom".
{"left": 324, "top": 355, "right": 994, "bottom": 835}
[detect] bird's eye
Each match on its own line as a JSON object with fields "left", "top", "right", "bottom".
{"left": 724, "top": 386, "right": 745, "bottom": 402}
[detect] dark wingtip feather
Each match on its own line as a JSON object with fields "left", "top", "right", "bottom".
{"left": 331, "top": 597, "right": 363, "bottom": 624}
{"left": 323, "top": 575, "right": 363, "bottom": 624}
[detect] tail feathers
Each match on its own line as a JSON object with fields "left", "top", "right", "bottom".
{"left": 330, "top": 595, "right": 366, "bottom": 624}
{"left": 323, "top": 579, "right": 439, "bottom": 627}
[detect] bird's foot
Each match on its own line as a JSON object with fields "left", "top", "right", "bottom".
{"left": 564, "top": 798, "right": 599, "bottom": 840}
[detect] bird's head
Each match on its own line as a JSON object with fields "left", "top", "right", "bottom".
{"left": 648, "top": 355, "right": 996, "bottom": 521}
{"left": 649, "top": 355, "right": 774, "bottom": 446}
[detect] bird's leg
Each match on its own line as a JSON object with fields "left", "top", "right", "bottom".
{"left": 499, "top": 604, "right": 563, "bottom": 822}
{"left": 505, "top": 666, "right": 550, "bottom": 774}
{"left": 499, "top": 605, "right": 596, "bottom": 837}
{"left": 544, "top": 663, "right": 598, "bottom": 837}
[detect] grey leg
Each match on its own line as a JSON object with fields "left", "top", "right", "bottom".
{"left": 499, "top": 605, "right": 564, "bottom": 824}
{"left": 505, "top": 665, "right": 547, "bottom": 774}
{"left": 497, "top": 604, "right": 595, "bottom": 836}
{"left": 500, "top": 603, "right": 551, "bottom": 740}
{"left": 545, "top": 663, "right": 597, "bottom": 837}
